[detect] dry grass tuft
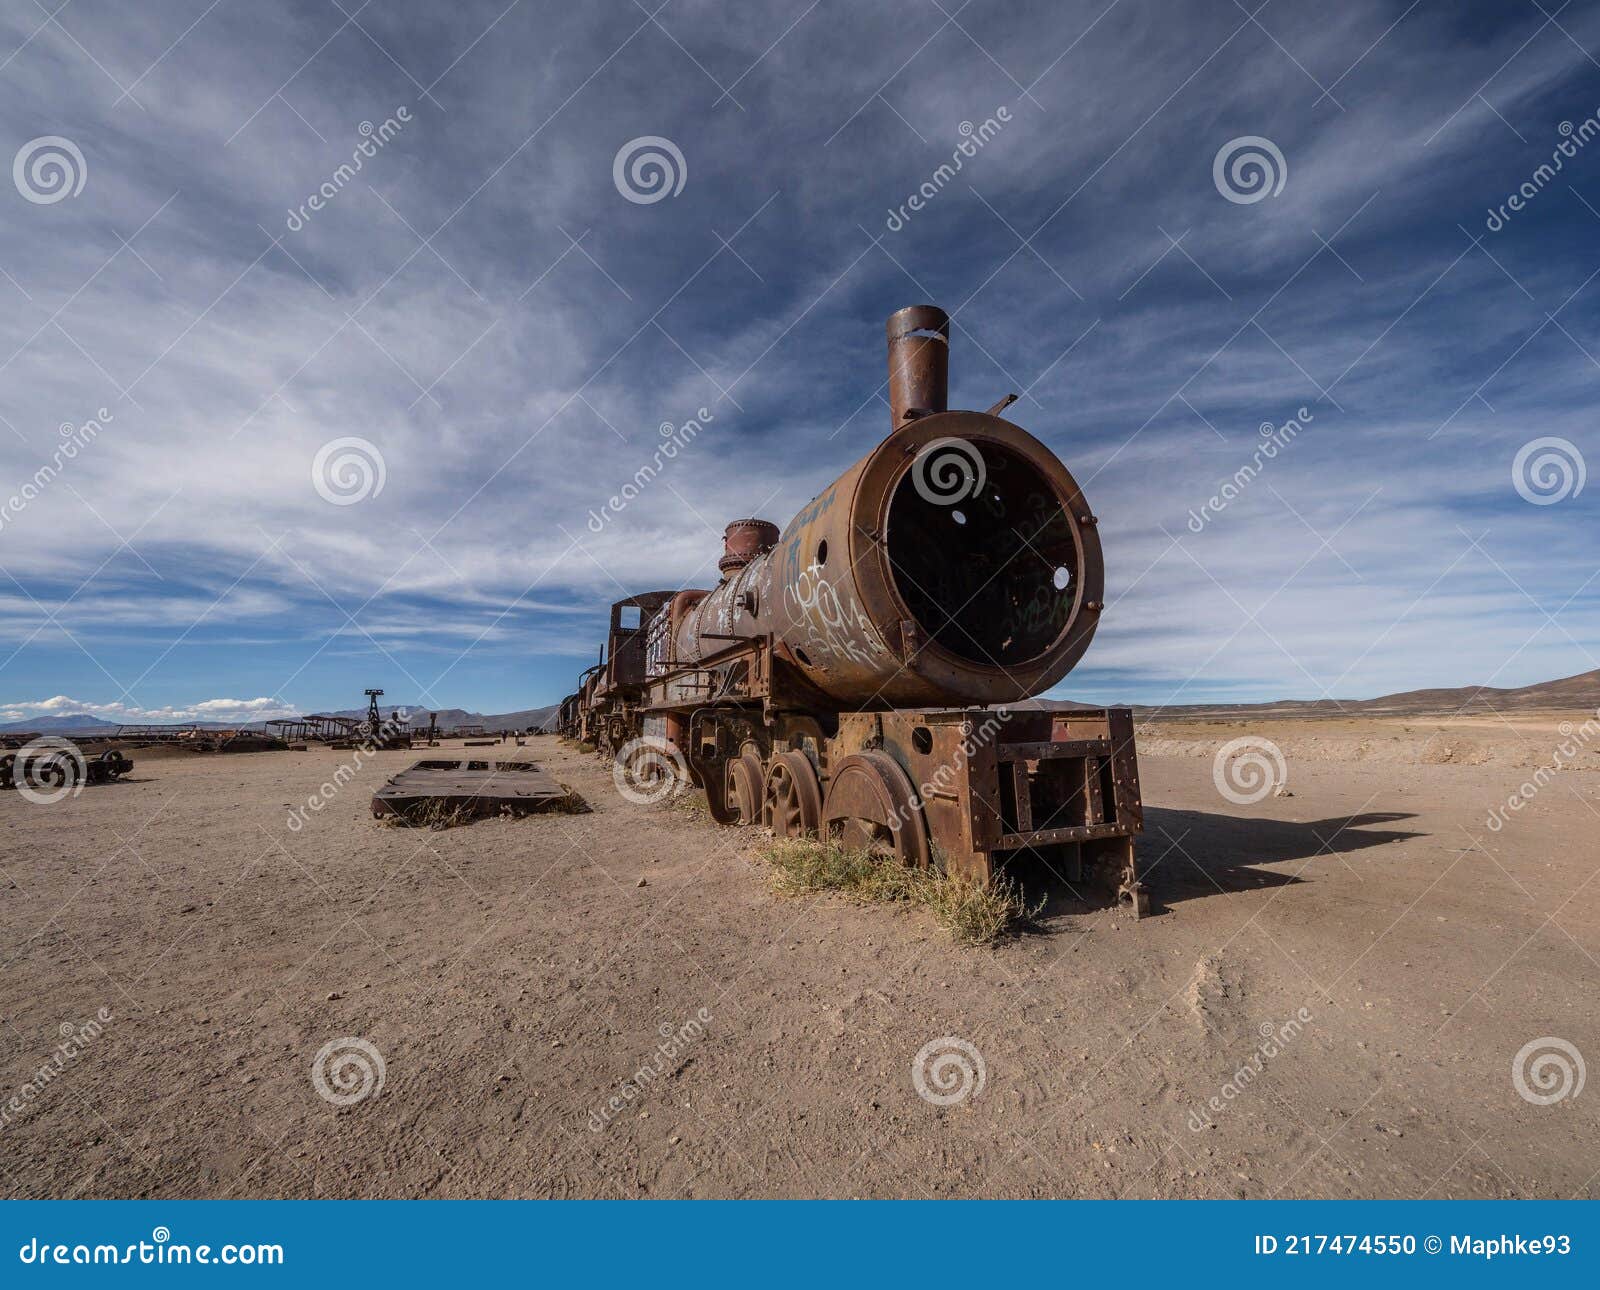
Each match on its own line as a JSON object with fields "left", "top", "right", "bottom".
{"left": 760, "top": 837, "right": 1040, "bottom": 945}
{"left": 667, "top": 788, "right": 710, "bottom": 818}
{"left": 542, "top": 785, "right": 592, "bottom": 815}
{"left": 382, "top": 785, "right": 589, "bottom": 829}
{"left": 383, "top": 799, "right": 478, "bottom": 831}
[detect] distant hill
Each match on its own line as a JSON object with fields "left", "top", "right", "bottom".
{"left": 1130, "top": 668, "right": 1600, "bottom": 721}
{"left": 511, "top": 706, "right": 560, "bottom": 732}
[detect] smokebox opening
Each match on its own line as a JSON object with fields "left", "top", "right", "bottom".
{"left": 885, "top": 440, "right": 1079, "bottom": 667}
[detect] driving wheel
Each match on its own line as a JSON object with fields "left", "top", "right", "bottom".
{"left": 763, "top": 750, "right": 822, "bottom": 839}
{"left": 821, "top": 751, "right": 930, "bottom": 866}
{"left": 727, "top": 745, "right": 766, "bottom": 825}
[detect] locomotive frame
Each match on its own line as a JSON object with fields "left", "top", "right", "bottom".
{"left": 558, "top": 306, "right": 1148, "bottom": 916}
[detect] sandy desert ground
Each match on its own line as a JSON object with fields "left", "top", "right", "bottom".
{"left": 2, "top": 717, "right": 1596, "bottom": 1199}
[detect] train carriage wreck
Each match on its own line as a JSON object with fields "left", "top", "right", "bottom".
{"left": 561, "top": 306, "right": 1147, "bottom": 915}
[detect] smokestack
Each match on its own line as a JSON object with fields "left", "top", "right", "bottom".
{"left": 886, "top": 304, "right": 949, "bottom": 429}
{"left": 718, "top": 518, "right": 779, "bottom": 575}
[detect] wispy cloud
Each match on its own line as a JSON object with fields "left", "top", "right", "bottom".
{"left": 0, "top": 0, "right": 1596, "bottom": 714}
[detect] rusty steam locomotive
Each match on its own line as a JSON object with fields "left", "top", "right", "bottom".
{"left": 558, "top": 306, "right": 1147, "bottom": 915}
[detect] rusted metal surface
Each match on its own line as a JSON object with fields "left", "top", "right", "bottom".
{"left": 114, "top": 723, "right": 207, "bottom": 742}
{"left": 760, "top": 407, "right": 1103, "bottom": 706}
{"left": 717, "top": 519, "right": 779, "bottom": 574}
{"left": 110, "top": 725, "right": 286, "bottom": 753}
{"left": 829, "top": 707, "right": 1146, "bottom": 912}
{"left": 362, "top": 688, "right": 412, "bottom": 748}
{"left": 822, "top": 750, "right": 931, "bottom": 866}
{"left": 763, "top": 749, "right": 823, "bottom": 839}
{"left": 886, "top": 303, "right": 949, "bottom": 427}
{"left": 266, "top": 715, "right": 361, "bottom": 743}
{"left": 584, "top": 590, "right": 677, "bottom": 753}
{"left": 371, "top": 759, "right": 580, "bottom": 820}
{"left": 562, "top": 306, "right": 1147, "bottom": 913}
{"left": 364, "top": 689, "right": 386, "bottom": 739}
{"left": 650, "top": 306, "right": 1105, "bottom": 710}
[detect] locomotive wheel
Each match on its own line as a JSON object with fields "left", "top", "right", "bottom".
{"left": 728, "top": 747, "right": 766, "bottom": 825}
{"left": 821, "top": 751, "right": 930, "bottom": 867}
{"left": 95, "top": 749, "right": 131, "bottom": 782}
{"left": 763, "top": 750, "right": 822, "bottom": 839}
{"left": 29, "top": 753, "right": 74, "bottom": 791}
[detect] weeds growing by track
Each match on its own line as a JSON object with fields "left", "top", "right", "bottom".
{"left": 761, "top": 837, "right": 1040, "bottom": 945}
{"left": 668, "top": 789, "right": 710, "bottom": 818}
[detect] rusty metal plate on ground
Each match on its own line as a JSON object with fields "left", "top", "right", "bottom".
{"left": 371, "top": 759, "right": 584, "bottom": 822}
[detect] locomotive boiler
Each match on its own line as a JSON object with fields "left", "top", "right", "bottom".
{"left": 564, "top": 306, "right": 1146, "bottom": 914}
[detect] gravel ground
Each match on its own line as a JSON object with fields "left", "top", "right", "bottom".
{"left": 1, "top": 728, "right": 1595, "bottom": 1198}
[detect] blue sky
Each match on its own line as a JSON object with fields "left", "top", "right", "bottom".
{"left": 0, "top": 0, "right": 1596, "bottom": 723}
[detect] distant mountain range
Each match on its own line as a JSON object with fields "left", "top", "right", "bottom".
{"left": 324, "top": 705, "right": 560, "bottom": 731}
{"left": 4, "top": 669, "right": 1595, "bottom": 737}
{"left": 0, "top": 703, "right": 561, "bottom": 736}
{"left": 1006, "top": 669, "right": 1600, "bottom": 720}
{"left": 1129, "top": 668, "right": 1600, "bottom": 720}
{"left": 0, "top": 713, "right": 116, "bottom": 732}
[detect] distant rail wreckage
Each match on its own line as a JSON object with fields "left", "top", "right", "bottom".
{"left": 559, "top": 306, "right": 1148, "bottom": 916}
